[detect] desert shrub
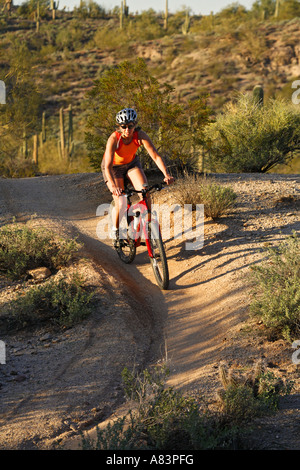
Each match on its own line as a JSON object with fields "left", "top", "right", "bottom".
{"left": 55, "top": 21, "right": 87, "bottom": 51}
{"left": 204, "top": 94, "right": 300, "bottom": 172}
{"left": 250, "top": 233, "right": 300, "bottom": 341}
{"left": 2, "top": 274, "right": 94, "bottom": 331}
{"left": 217, "top": 361, "right": 294, "bottom": 423}
{"left": 172, "top": 172, "right": 237, "bottom": 219}
{"left": 82, "top": 361, "right": 294, "bottom": 450}
{"left": 0, "top": 156, "right": 38, "bottom": 178}
{"left": 0, "top": 224, "right": 80, "bottom": 280}
{"left": 219, "top": 383, "right": 263, "bottom": 423}
{"left": 73, "top": 0, "right": 107, "bottom": 18}
{"left": 82, "top": 365, "right": 236, "bottom": 450}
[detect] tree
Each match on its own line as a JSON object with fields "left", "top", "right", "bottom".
{"left": 85, "top": 58, "right": 211, "bottom": 172}
{"left": 204, "top": 93, "right": 300, "bottom": 173}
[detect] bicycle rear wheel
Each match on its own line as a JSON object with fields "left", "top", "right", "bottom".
{"left": 147, "top": 221, "right": 169, "bottom": 290}
{"left": 115, "top": 225, "right": 136, "bottom": 264}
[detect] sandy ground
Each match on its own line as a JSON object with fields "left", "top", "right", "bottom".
{"left": 0, "top": 171, "right": 299, "bottom": 450}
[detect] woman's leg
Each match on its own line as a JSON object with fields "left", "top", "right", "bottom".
{"left": 127, "top": 166, "right": 152, "bottom": 216}
{"left": 127, "top": 166, "right": 148, "bottom": 193}
{"left": 106, "top": 177, "right": 125, "bottom": 229}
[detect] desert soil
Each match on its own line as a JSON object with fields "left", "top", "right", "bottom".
{"left": 0, "top": 171, "right": 299, "bottom": 450}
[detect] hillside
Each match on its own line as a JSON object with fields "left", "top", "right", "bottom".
{"left": 0, "top": 10, "right": 300, "bottom": 176}
{"left": 2, "top": 11, "right": 300, "bottom": 107}
{"left": 1, "top": 9, "right": 300, "bottom": 173}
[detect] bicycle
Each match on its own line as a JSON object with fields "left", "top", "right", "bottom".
{"left": 113, "top": 182, "right": 169, "bottom": 290}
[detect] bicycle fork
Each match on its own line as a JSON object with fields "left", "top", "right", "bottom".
{"left": 129, "top": 207, "right": 157, "bottom": 258}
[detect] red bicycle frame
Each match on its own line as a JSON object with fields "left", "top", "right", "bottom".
{"left": 123, "top": 185, "right": 163, "bottom": 258}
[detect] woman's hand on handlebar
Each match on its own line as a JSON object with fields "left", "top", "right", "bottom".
{"left": 111, "top": 186, "right": 123, "bottom": 196}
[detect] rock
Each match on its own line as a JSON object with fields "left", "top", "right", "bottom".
{"left": 40, "top": 333, "right": 52, "bottom": 342}
{"left": 28, "top": 267, "right": 51, "bottom": 281}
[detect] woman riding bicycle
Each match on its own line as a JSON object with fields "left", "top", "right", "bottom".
{"left": 101, "top": 108, "right": 174, "bottom": 239}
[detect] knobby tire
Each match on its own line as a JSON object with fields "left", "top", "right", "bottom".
{"left": 148, "top": 221, "right": 169, "bottom": 290}
{"left": 115, "top": 222, "right": 136, "bottom": 264}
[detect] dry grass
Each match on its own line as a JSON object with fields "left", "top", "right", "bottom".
{"left": 172, "top": 172, "right": 237, "bottom": 219}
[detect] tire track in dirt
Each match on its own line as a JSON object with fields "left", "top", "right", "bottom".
{"left": 0, "top": 174, "right": 167, "bottom": 449}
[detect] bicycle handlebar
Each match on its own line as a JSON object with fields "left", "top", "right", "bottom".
{"left": 122, "top": 182, "right": 166, "bottom": 197}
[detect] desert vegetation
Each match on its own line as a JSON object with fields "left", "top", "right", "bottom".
{"left": 0, "top": 224, "right": 94, "bottom": 331}
{"left": 81, "top": 360, "right": 293, "bottom": 450}
{"left": 250, "top": 232, "right": 300, "bottom": 341}
{"left": 172, "top": 172, "right": 237, "bottom": 218}
{"left": 0, "top": 0, "right": 300, "bottom": 176}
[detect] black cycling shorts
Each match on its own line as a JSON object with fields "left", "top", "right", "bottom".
{"left": 101, "top": 155, "right": 143, "bottom": 184}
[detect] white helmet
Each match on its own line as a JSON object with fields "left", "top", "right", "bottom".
{"left": 116, "top": 108, "right": 137, "bottom": 125}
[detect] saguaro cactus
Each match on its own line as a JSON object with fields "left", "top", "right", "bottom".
{"left": 59, "top": 107, "right": 65, "bottom": 159}
{"left": 36, "top": 1, "right": 40, "bottom": 33}
{"left": 58, "top": 106, "right": 74, "bottom": 159}
{"left": 2, "top": 0, "right": 13, "bottom": 16}
{"left": 50, "top": 0, "right": 59, "bottom": 20}
{"left": 33, "top": 134, "right": 38, "bottom": 165}
{"left": 164, "top": 0, "right": 168, "bottom": 30}
{"left": 120, "top": 0, "right": 123, "bottom": 29}
{"left": 42, "top": 111, "right": 46, "bottom": 142}
{"left": 124, "top": 0, "right": 129, "bottom": 17}
{"left": 253, "top": 85, "right": 264, "bottom": 106}
{"left": 23, "top": 127, "right": 28, "bottom": 158}
{"left": 274, "top": 0, "right": 280, "bottom": 18}
{"left": 182, "top": 9, "right": 190, "bottom": 35}
{"left": 67, "top": 104, "right": 74, "bottom": 156}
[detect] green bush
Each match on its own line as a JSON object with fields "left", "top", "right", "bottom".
{"left": 73, "top": 0, "right": 107, "bottom": 18}
{"left": 82, "top": 361, "right": 294, "bottom": 450}
{"left": 219, "top": 384, "right": 263, "bottom": 423}
{"left": 172, "top": 172, "right": 237, "bottom": 219}
{"left": 204, "top": 94, "right": 300, "bottom": 172}
{"left": 0, "top": 224, "right": 80, "bottom": 280}
{"left": 82, "top": 365, "right": 238, "bottom": 450}
{"left": 0, "top": 157, "right": 38, "bottom": 178}
{"left": 250, "top": 233, "right": 300, "bottom": 341}
{"left": 217, "top": 361, "right": 294, "bottom": 423}
{"left": 3, "top": 274, "right": 94, "bottom": 331}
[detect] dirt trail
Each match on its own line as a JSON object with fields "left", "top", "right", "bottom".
{"left": 0, "top": 172, "right": 299, "bottom": 450}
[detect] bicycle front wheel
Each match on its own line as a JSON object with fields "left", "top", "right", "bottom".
{"left": 147, "top": 221, "right": 169, "bottom": 290}
{"left": 115, "top": 224, "right": 136, "bottom": 264}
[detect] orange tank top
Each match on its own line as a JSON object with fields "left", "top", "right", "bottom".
{"left": 113, "top": 131, "right": 141, "bottom": 165}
